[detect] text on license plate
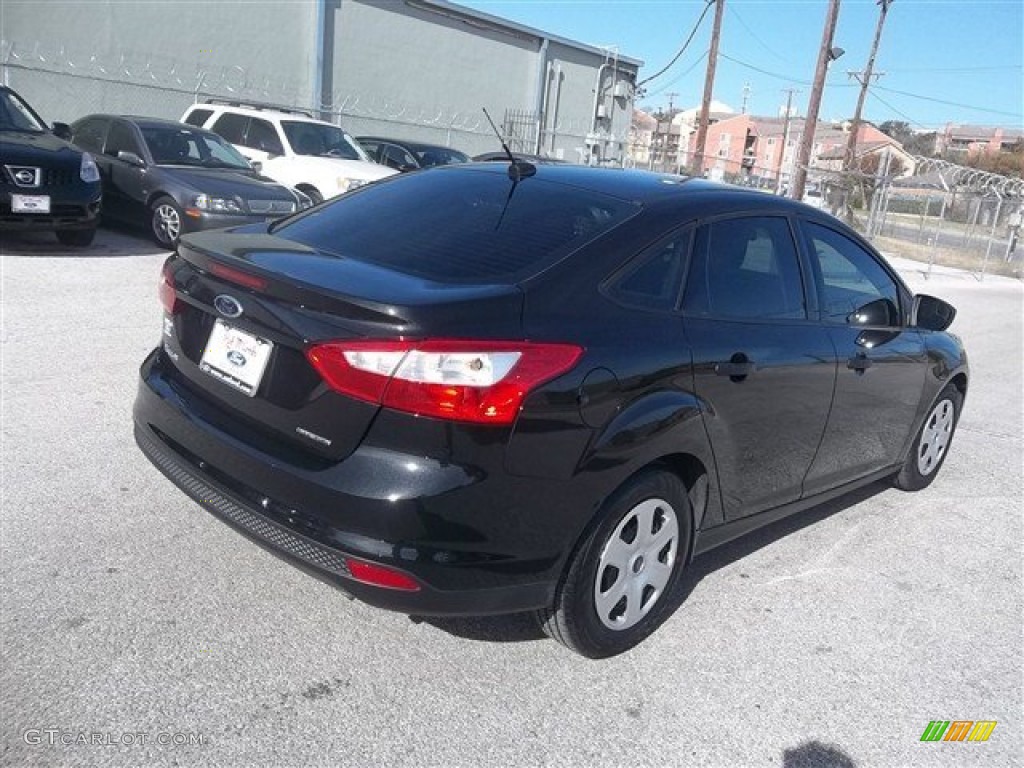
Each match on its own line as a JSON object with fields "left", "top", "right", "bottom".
{"left": 199, "top": 320, "right": 273, "bottom": 397}
{"left": 11, "top": 194, "right": 51, "bottom": 214}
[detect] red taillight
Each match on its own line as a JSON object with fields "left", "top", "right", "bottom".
{"left": 306, "top": 339, "right": 583, "bottom": 425}
{"left": 345, "top": 558, "right": 421, "bottom": 591}
{"left": 208, "top": 261, "right": 268, "bottom": 292}
{"left": 159, "top": 263, "right": 180, "bottom": 314}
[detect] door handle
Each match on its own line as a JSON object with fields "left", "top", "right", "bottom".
{"left": 847, "top": 354, "right": 873, "bottom": 372}
{"left": 714, "top": 355, "right": 756, "bottom": 380}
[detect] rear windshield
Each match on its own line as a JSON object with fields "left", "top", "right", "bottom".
{"left": 272, "top": 168, "right": 639, "bottom": 283}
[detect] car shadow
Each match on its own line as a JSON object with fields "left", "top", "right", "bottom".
{"left": 782, "top": 740, "right": 857, "bottom": 768}
{"left": 415, "top": 479, "right": 892, "bottom": 645}
{"left": 2, "top": 220, "right": 170, "bottom": 258}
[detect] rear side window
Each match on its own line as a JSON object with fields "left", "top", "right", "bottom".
{"left": 211, "top": 113, "right": 247, "bottom": 144}
{"left": 274, "top": 168, "right": 639, "bottom": 283}
{"left": 183, "top": 108, "right": 213, "bottom": 127}
{"left": 606, "top": 229, "right": 690, "bottom": 312}
{"left": 684, "top": 216, "right": 806, "bottom": 320}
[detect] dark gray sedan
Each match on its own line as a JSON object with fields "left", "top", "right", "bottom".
{"left": 69, "top": 115, "right": 308, "bottom": 246}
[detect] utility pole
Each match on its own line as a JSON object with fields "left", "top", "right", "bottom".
{"left": 666, "top": 92, "right": 679, "bottom": 116}
{"left": 690, "top": 0, "right": 724, "bottom": 177}
{"left": 844, "top": 0, "right": 893, "bottom": 173}
{"left": 741, "top": 82, "right": 751, "bottom": 114}
{"left": 775, "top": 88, "right": 799, "bottom": 194}
{"left": 791, "top": 0, "right": 843, "bottom": 201}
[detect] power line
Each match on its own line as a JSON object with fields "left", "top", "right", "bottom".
{"left": 867, "top": 89, "right": 931, "bottom": 131}
{"left": 873, "top": 84, "right": 1023, "bottom": 118}
{"left": 718, "top": 51, "right": 857, "bottom": 88}
{"left": 645, "top": 50, "right": 709, "bottom": 98}
{"left": 637, "top": 0, "right": 715, "bottom": 87}
{"left": 727, "top": 5, "right": 792, "bottom": 66}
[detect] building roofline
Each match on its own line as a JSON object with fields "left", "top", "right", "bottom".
{"left": 414, "top": 0, "right": 644, "bottom": 68}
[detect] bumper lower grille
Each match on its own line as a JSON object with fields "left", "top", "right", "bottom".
{"left": 135, "top": 425, "right": 351, "bottom": 578}
{"left": 247, "top": 199, "right": 296, "bottom": 215}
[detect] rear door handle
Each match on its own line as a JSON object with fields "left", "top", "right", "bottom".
{"left": 847, "top": 354, "right": 873, "bottom": 372}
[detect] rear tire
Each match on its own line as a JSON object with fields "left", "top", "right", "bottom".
{"left": 894, "top": 383, "right": 963, "bottom": 491}
{"left": 535, "top": 470, "right": 692, "bottom": 658}
{"left": 56, "top": 227, "right": 96, "bottom": 247}
{"left": 150, "top": 196, "right": 183, "bottom": 248}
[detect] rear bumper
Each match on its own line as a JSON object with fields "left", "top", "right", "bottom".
{"left": 133, "top": 348, "right": 559, "bottom": 616}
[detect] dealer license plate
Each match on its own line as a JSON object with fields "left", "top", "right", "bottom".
{"left": 199, "top": 320, "right": 273, "bottom": 397}
{"left": 11, "top": 194, "right": 51, "bottom": 214}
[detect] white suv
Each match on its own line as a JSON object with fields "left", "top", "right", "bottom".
{"left": 181, "top": 100, "right": 396, "bottom": 202}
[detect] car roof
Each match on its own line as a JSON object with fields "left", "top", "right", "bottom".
{"left": 194, "top": 102, "right": 338, "bottom": 128}
{"left": 357, "top": 136, "right": 460, "bottom": 152}
{"left": 74, "top": 114, "right": 224, "bottom": 136}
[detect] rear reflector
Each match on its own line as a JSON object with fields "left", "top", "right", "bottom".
{"left": 208, "top": 261, "right": 268, "bottom": 292}
{"left": 158, "top": 262, "right": 180, "bottom": 314}
{"left": 306, "top": 339, "right": 583, "bottom": 425}
{"left": 345, "top": 558, "right": 421, "bottom": 591}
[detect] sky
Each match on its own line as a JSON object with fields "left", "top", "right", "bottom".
{"left": 460, "top": 0, "right": 1024, "bottom": 131}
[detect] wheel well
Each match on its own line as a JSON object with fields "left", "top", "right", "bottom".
{"left": 652, "top": 453, "right": 710, "bottom": 534}
{"left": 296, "top": 183, "right": 321, "bottom": 198}
{"left": 951, "top": 372, "right": 968, "bottom": 399}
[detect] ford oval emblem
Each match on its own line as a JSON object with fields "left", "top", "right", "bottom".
{"left": 214, "top": 294, "right": 243, "bottom": 318}
{"left": 226, "top": 350, "right": 247, "bottom": 367}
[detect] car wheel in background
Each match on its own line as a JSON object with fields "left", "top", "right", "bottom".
{"left": 150, "top": 196, "right": 183, "bottom": 247}
{"left": 56, "top": 227, "right": 96, "bottom": 247}
{"left": 297, "top": 185, "right": 323, "bottom": 205}
{"left": 894, "top": 383, "right": 963, "bottom": 491}
{"left": 535, "top": 469, "right": 692, "bottom": 658}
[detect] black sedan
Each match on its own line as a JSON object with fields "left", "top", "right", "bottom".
{"left": 134, "top": 163, "right": 967, "bottom": 657}
{"left": 0, "top": 86, "right": 101, "bottom": 246}
{"left": 70, "top": 116, "right": 307, "bottom": 247}
{"left": 357, "top": 136, "right": 470, "bottom": 172}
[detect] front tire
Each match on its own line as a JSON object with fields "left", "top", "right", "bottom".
{"left": 297, "top": 185, "right": 323, "bottom": 205}
{"left": 894, "top": 383, "right": 963, "bottom": 491}
{"left": 535, "top": 470, "right": 692, "bottom": 658}
{"left": 56, "top": 227, "right": 96, "bottom": 247}
{"left": 150, "top": 196, "right": 183, "bottom": 248}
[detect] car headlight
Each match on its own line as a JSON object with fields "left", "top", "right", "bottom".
{"left": 192, "top": 194, "right": 244, "bottom": 214}
{"left": 337, "top": 177, "right": 369, "bottom": 194}
{"left": 80, "top": 153, "right": 100, "bottom": 183}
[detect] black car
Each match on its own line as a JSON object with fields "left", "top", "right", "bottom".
{"left": 473, "top": 151, "right": 567, "bottom": 164}
{"left": 0, "top": 86, "right": 102, "bottom": 246}
{"left": 70, "top": 116, "right": 308, "bottom": 247}
{"left": 357, "top": 137, "right": 470, "bottom": 172}
{"left": 133, "top": 164, "right": 967, "bottom": 657}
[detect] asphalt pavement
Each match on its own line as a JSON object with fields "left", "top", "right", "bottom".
{"left": 2, "top": 226, "right": 1021, "bottom": 767}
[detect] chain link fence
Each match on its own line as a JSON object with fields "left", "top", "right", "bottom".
{"left": 1, "top": 38, "right": 627, "bottom": 162}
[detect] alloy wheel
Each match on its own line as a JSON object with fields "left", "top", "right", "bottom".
{"left": 153, "top": 203, "right": 181, "bottom": 245}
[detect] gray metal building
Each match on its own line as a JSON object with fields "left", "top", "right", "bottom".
{"left": 2, "top": 0, "right": 641, "bottom": 163}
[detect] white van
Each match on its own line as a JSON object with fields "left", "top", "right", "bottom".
{"left": 182, "top": 100, "right": 396, "bottom": 203}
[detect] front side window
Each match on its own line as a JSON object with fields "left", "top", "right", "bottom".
{"left": 72, "top": 117, "right": 109, "bottom": 154}
{"left": 141, "top": 125, "right": 251, "bottom": 169}
{"left": 281, "top": 121, "right": 370, "bottom": 161}
{"left": 104, "top": 121, "right": 142, "bottom": 158}
{"left": 802, "top": 221, "right": 901, "bottom": 324}
{"left": 245, "top": 118, "right": 284, "bottom": 155}
{"left": 684, "top": 216, "right": 806, "bottom": 320}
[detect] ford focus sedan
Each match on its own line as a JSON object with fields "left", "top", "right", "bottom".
{"left": 133, "top": 164, "right": 967, "bottom": 657}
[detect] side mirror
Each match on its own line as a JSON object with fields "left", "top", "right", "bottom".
{"left": 250, "top": 160, "right": 263, "bottom": 174}
{"left": 52, "top": 122, "right": 72, "bottom": 141}
{"left": 912, "top": 294, "right": 956, "bottom": 332}
{"left": 116, "top": 150, "right": 146, "bottom": 167}
{"left": 847, "top": 297, "right": 899, "bottom": 327}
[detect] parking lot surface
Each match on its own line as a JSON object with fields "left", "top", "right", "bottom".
{"left": 2, "top": 227, "right": 1021, "bottom": 767}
